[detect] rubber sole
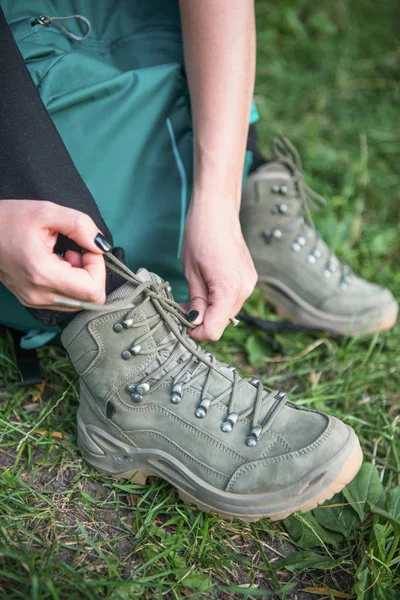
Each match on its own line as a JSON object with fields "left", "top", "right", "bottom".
{"left": 259, "top": 279, "right": 398, "bottom": 336}
{"left": 77, "top": 414, "right": 363, "bottom": 522}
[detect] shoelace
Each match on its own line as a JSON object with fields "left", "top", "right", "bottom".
{"left": 272, "top": 137, "right": 352, "bottom": 286}
{"left": 54, "top": 253, "right": 288, "bottom": 447}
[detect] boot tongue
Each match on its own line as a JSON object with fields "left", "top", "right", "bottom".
{"left": 136, "top": 268, "right": 164, "bottom": 286}
{"left": 107, "top": 268, "right": 170, "bottom": 304}
{"left": 136, "top": 268, "right": 174, "bottom": 301}
{"left": 267, "top": 160, "right": 294, "bottom": 177}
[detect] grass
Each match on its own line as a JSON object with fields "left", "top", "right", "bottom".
{"left": 1, "top": 0, "right": 399, "bottom": 597}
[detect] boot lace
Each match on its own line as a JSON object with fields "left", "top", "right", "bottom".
{"left": 55, "top": 253, "right": 288, "bottom": 447}
{"left": 270, "top": 137, "right": 352, "bottom": 288}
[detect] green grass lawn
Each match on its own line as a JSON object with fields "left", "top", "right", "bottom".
{"left": 1, "top": 0, "right": 399, "bottom": 598}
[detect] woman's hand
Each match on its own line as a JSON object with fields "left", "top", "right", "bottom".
{"left": 178, "top": 1, "right": 256, "bottom": 341}
{"left": 182, "top": 201, "right": 257, "bottom": 341}
{"left": 0, "top": 200, "right": 107, "bottom": 310}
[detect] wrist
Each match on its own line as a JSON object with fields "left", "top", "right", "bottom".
{"left": 191, "top": 178, "right": 242, "bottom": 213}
{"left": 185, "top": 197, "right": 243, "bottom": 238}
{"left": 192, "top": 145, "right": 245, "bottom": 208}
{"left": 189, "top": 190, "right": 242, "bottom": 218}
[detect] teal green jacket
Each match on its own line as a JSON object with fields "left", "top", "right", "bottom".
{"left": 0, "top": 0, "right": 257, "bottom": 348}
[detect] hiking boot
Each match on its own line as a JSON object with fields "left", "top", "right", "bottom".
{"left": 59, "top": 253, "right": 362, "bottom": 521}
{"left": 241, "top": 138, "right": 398, "bottom": 336}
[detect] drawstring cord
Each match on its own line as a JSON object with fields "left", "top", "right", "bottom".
{"left": 33, "top": 14, "right": 91, "bottom": 42}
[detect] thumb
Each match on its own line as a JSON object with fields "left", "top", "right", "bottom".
{"left": 45, "top": 203, "right": 111, "bottom": 254}
{"left": 187, "top": 276, "right": 209, "bottom": 326}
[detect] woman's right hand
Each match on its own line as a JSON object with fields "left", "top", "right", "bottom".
{"left": 0, "top": 200, "right": 107, "bottom": 310}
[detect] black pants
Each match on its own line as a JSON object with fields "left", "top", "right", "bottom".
{"left": 0, "top": 7, "right": 266, "bottom": 329}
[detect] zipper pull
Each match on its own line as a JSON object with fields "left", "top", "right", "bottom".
{"left": 31, "top": 14, "right": 91, "bottom": 41}
{"left": 32, "top": 16, "right": 51, "bottom": 27}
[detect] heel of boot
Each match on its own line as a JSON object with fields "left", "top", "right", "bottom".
{"left": 77, "top": 412, "right": 151, "bottom": 483}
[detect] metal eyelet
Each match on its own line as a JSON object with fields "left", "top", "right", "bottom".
{"left": 173, "top": 383, "right": 183, "bottom": 396}
{"left": 195, "top": 398, "right": 211, "bottom": 418}
{"left": 126, "top": 384, "right": 136, "bottom": 394}
{"left": 272, "top": 202, "right": 288, "bottom": 215}
{"left": 276, "top": 391, "right": 286, "bottom": 400}
{"left": 171, "top": 382, "right": 183, "bottom": 404}
{"left": 250, "top": 378, "right": 260, "bottom": 386}
{"left": 339, "top": 276, "right": 351, "bottom": 289}
{"left": 271, "top": 185, "right": 280, "bottom": 193}
{"left": 133, "top": 393, "right": 143, "bottom": 403}
{"left": 195, "top": 407, "right": 206, "bottom": 418}
{"left": 121, "top": 344, "right": 141, "bottom": 360}
{"left": 324, "top": 262, "right": 337, "bottom": 277}
{"left": 280, "top": 185, "right": 288, "bottom": 195}
{"left": 264, "top": 228, "right": 283, "bottom": 242}
{"left": 221, "top": 412, "right": 239, "bottom": 433}
{"left": 114, "top": 318, "right": 134, "bottom": 333}
{"left": 122, "top": 318, "right": 134, "bottom": 329}
{"left": 307, "top": 248, "right": 322, "bottom": 264}
{"left": 136, "top": 382, "right": 150, "bottom": 395}
{"left": 246, "top": 425, "right": 262, "bottom": 447}
{"left": 292, "top": 236, "right": 306, "bottom": 252}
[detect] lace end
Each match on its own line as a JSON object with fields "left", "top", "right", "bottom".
{"left": 53, "top": 297, "right": 84, "bottom": 308}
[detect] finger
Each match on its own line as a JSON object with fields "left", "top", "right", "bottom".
{"left": 191, "top": 302, "right": 230, "bottom": 341}
{"left": 44, "top": 203, "right": 111, "bottom": 254}
{"left": 192, "top": 282, "right": 239, "bottom": 342}
{"left": 187, "top": 276, "right": 209, "bottom": 326}
{"left": 44, "top": 253, "right": 106, "bottom": 304}
{"left": 64, "top": 250, "right": 83, "bottom": 268}
{"left": 81, "top": 252, "right": 107, "bottom": 301}
{"left": 62, "top": 251, "right": 106, "bottom": 299}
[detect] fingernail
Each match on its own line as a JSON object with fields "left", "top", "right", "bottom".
{"left": 187, "top": 310, "right": 199, "bottom": 323}
{"left": 94, "top": 233, "right": 112, "bottom": 253}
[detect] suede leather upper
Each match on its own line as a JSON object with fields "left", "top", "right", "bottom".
{"left": 62, "top": 275, "right": 354, "bottom": 495}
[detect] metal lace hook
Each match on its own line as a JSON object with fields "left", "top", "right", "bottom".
{"left": 35, "top": 14, "right": 91, "bottom": 42}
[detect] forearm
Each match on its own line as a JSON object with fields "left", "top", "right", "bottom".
{"left": 179, "top": 0, "right": 256, "bottom": 211}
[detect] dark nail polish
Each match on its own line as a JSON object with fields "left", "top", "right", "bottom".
{"left": 95, "top": 233, "right": 112, "bottom": 253}
{"left": 187, "top": 310, "right": 199, "bottom": 323}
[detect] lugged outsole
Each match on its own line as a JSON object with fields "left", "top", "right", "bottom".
{"left": 259, "top": 281, "right": 398, "bottom": 336}
{"left": 167, "top": 446, "right": 362, "bottom": 522}
{"left": 88, "top": 444, "right": 363, "bottom": 523}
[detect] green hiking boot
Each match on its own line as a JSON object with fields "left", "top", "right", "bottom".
{"left": 241, "top": 138, "right": 398, "bottom": 336}
{"left": 60, "top": 253, "right": 362, "bottom": 521}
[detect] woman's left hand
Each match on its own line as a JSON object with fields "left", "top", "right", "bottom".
{"left": 182, "top": 201, "right": 257, "bottom": 342}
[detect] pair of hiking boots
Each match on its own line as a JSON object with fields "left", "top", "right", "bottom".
{"left": 61, "top": 140, "right": 397, "bottom": 521}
